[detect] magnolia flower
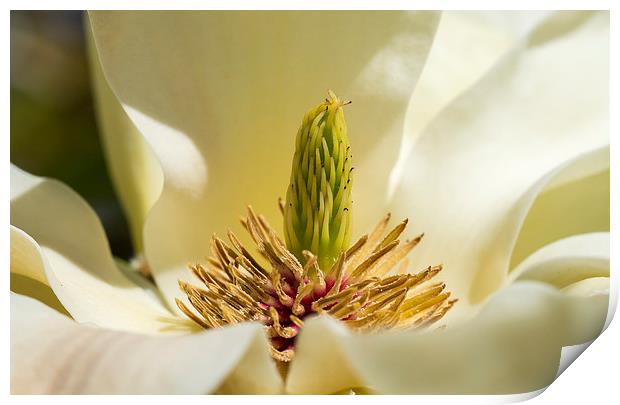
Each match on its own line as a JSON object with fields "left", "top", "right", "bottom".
{"left": 10, "top": 10, "right": 610, "bottom": 395}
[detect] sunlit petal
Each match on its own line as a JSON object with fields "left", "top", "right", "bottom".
{"left": 85, "top": 17, "right": 162, "bottom": 253}
{"left": 11, "top": 293, "right": 282, "bottom": 394}
{"left": 286, "top": 281, "right": 607, "bottom": 394}
{"left": 286, "top": 316, "right": 362, "bottom": 394}
{"left": 10, "top": 165, "right": 176, "bottom": 334}
{"left": 510, "top": 149, "right": 609, "bottom": 267}
{"left": 389, "top": 11, "right": 547, "bottom": 196}
{"left": 350, "top": 281, "right": 608, "bottom": 394}
{"left": 467, "top": 11, "right": 552, "bottom": 39}
{"left": 389, "top": 12, "right": 609, "bottom": 315}
{"left": 510, "top": 233, "right": 609, "bottom": 288}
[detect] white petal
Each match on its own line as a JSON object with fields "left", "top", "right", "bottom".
{"left": 85, "top": 16, "right": 162, "bottom": 252}
{"left": 555, "top": 276, "right": 612, "bottom": 375}
{"left": 215, "top": 330, "right": 285, "bottom": 394}
{"left": 510, "top": 150, "right": 609, "bottom": 267}
{"left": 389, "top": 11, "right": 609, "bottom": 317}
{"left": 10, "top": 293, "right": 282, "bottom": 394}
{"left": 510, "top": 233, "right": 609, "bottom": 288}
{"left": 559, "top": 277, "right": 611, "bottom": 341}
{"left": 10, "top": 272, "right": 68, "bottom": 317}
{"left": 466, "top": 11, "right": 552, "bottom": 40}
{"left": 10, "top": 225, "right": 69, "bottom": 315}
{"left": 10, "top": 165, "right": 177, "bottom": 334}
{"left": 287, "top": 281, "right": 606, "bottom": 394}
{"left": 389, "top": 11, "right": 539, "bottom": 197}
{"left": 11, "top": 225, "right": 47, "bottom": 285}
{"left": 88, "top": 11, "right": 441, "bottom": 308}
{"left": 354, "top": 282, "right": 608, "bottom": 393}
{"left": 286, "top": 316, "right": 363, "bottom": 394}
{"left": 561, "top": 276, "right": 610, "bottom": 296}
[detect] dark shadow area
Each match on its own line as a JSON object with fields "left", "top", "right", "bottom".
{"left": 10, "top": 273, "right": 70, "bottom": 316}
{"left": 10, "top": 10, "right": 133, "bottom": 259}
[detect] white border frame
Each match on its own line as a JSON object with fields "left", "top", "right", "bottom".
{"left": 2, "top": 2, "right": 617, "bottom": 403}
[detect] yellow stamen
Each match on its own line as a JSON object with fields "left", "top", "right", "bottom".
{"left": 177, "top": 207, "right": 456, "bottom": 363}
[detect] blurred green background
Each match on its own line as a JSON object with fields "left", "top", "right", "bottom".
{"left": 11, "top": 10, "right": 133, "bottom": 259}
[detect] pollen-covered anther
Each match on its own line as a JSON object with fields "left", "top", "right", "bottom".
{"left": 177, "top": 206, "right": 457, "bottom": 362}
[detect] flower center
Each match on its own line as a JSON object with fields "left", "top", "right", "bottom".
{"left": 176, "top": 207, "right": 456, "bottom": 362}
{"left": 176, "top": 91, "right": 456, "bottom": 362}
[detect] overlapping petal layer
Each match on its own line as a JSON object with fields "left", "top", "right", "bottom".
{"left": 349, "top": 281, "right": 608, "bottom": 394}
{"left": 510, "top": 233, "right": 609, "bottom": 289}
{"left": 85, "top": 18, "right": 162, "bottom": 252}
{"left": 287, "top": 280, "right": 608, "bottom": 394}
{"left": 388, "top": 11, "right": 541, "bottom": 196}
{"left": 11, "top": 165, "right": 177, "bottom": 334}
{"left": 11, "top": 293, "right": 282, "bottom": 394}
{"left": 287, "top": 231, "right": 610, "bottom": 395}
{"left": 510, "top": 150, "right": 609, "bottom": 267}
{"left": 389, "top": 11, "right": 609, "bottom": 316}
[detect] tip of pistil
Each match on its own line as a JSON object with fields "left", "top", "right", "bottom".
{"left": 326, "top": 89, "right": 351, "bottom": 108}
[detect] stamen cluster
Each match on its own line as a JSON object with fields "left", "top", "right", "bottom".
{"left": 177, "top": 207, "right": 456, "bottom": 362}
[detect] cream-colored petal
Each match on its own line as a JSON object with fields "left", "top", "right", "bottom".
{"left": 510, "top": 153, "right": 609, "bottom": 267}
{"left": 561, "top": 276, "right": 610, "bottom": 296}
{"left": 467, "top": 11, "right": 552, "bottom": 40}
{"left": 215, "top": 330, "right": 285, "bottom": 394}
{"left": 10, "top": 293, "right": 281, "bottom": 394}
{"left": 10, "top": 225, "right": 68, "bottom": 315}
{"left": 287, "top": 281, "right": 608, "bottom": 394}
{"left": 389, "top": 11, "right": 543, "bottom": 197}
{"left": 88, "top": 11, "right": 440, "bottom": 308}
{"left": 286, "top": 316, "right": 363, "bottom": 394}
{"left": 10, "top": 165, "right": 178, "bottom": 334}
{"left": 10, "top": 272, "right": 68, "bottom": 316}
{"left": 11, "top": 225, "right": 47, "bottom": 285}
{"left": 559, "top": 277, "right": 610, "bottom": 344}
{"left": 85, "top": 16, "right": 162, "bottom": 253}
{"left": 510, "top": 233, "right": 609, "bottom": 288}
{"left": 389, "top": 12, "right": 609, "bottom": 317}
{"left": 339, "top": 281, "right": 607, "bottom": 394}
{"left": 555, "top": 276, "right": 614, "bottom": 375}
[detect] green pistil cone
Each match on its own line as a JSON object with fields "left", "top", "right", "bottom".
{"left": 284, "top": 90, "right": 352, "bottom": 272}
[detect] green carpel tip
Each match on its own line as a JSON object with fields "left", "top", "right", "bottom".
{"left": 284, "top": 91, "right": 352, "bottom": 272}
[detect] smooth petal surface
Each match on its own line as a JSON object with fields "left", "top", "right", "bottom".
{"left": 510, "top": 233, "right": 609, "bottom": 288}
{"left": 389, "top": 11, "right": 546, "bottom": 196}
{"left": 88, "top": 11, "right": 440, "bottom": 308}
{"left": 11, "top": 225, "right": 48, "bottom": 285}
{"left": 468, "top": 11, "right": 552, "bottom": 39}
{"left": 509, "top": 231, "right": 611, "bottom": 345}
{"left": 389, "top": 11, "right": 609, "bottom": 315}
{"left": 286, "top": 316, "right": 364, "bottom": 394}
{"left": 10, "top": 293, "right": 282, "bottom": 394}
{"left": 348, "top": 282, "right": 608, "bottom": 394}
{"left": 510, "top": 149, "right": 609, "bottom": 267}
{"left": 287, "top": 281, "right": 607, "bottom": 394}
{"left": 10, "top": 226, "right": 68, "bottom": 315}
{"left": 286, "top": 231, "right": 610, "bottom": 394}
{"left": 85, "top": 16, "right": 162, "bottom": 252}
{"left": 10, "top": 165, "right": 177, "bottom": 334}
